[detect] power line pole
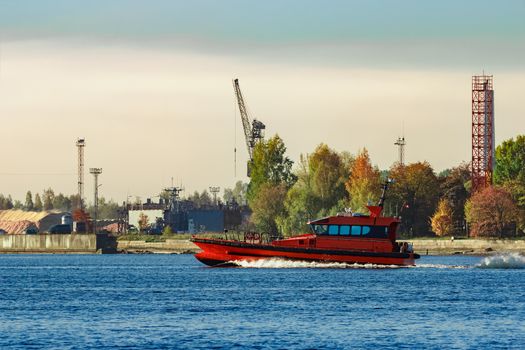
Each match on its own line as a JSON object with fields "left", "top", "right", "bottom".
{"left": 89, "top": 168, "right": 102, "bottom": 233}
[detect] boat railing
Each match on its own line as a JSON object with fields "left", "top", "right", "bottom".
{"left": 219, "top": 231, "right": 275, "bottom": 244}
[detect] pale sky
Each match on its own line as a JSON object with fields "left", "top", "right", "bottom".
{"left": 0, "top": 0, "right": 524, "bottom": 203}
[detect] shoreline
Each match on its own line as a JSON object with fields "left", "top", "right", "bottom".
{"left": 1, "top": 236, "right": 523, "bottom": 255}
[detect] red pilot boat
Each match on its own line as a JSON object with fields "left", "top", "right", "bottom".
{"left": 191, "top": 180, "right": 420, "bottom": 267}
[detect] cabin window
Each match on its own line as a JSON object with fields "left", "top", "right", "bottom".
{"left": 351, "top": 226, "right": 361, "bottom": 236}
{"left": 362, "top": 226, "right": 388, "bottom": 238}
{"left": 340, "top": 225, "right": 350, "bottom": 236}
{"left": 312, "top": 225, "right": 328, "bottom": 234}
{"left": 328, "top": 225, "right": 339, "bottom": 235}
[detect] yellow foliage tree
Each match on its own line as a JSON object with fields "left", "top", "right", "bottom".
{"left": 138, "top": 213, "right": 150, "bottom": 233}
{"left": 345, "top": 148, "right": 380, "bottom": 213}
{"left": 431, "top": 198, "right": 453, "bottom": 236}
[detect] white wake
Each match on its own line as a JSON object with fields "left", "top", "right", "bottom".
{"left": 476, "top": 253, "right": 525, "bottom": 269}
{"left": 231, "top": 258, "right": 402, "bottom": 269}
{"left": 412, "top": 264, "right": 469, "bottom": 269}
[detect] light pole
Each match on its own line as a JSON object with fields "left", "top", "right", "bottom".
{"left": 89, "top": 168, "right": 102, "bottom": 233}
{"left": 209, "top": 186, "right": 220, "bottom": 206}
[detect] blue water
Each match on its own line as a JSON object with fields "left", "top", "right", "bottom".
{"left": 1, "top": 254, "right": 524, "bottom": 349}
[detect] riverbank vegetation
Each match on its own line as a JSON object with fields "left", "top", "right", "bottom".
{"left": 240, "top": 134, "right": 525, "bottom": 238}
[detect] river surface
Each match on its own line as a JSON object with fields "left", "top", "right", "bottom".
{"left": 1, "top": 254, "right": 524, "bottom": 349}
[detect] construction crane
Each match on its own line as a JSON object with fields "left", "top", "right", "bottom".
{"left": 233, "top": 78, "right": 266, "bottom": 177}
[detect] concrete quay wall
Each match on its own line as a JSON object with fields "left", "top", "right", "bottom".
{"left": 412, "top": 239, "right": 525, "bottom": 255}
{"left": 117, "top": 239, "right": 199, "bottom": 254}
{"left": 0, "top": 234, "right": 114, "bottom": 253}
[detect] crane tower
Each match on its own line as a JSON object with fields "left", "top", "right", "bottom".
{"left": 233, "top": 79, "right": 266, "bottom": 177}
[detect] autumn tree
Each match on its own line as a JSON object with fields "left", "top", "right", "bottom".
{"left": 386, "top": 162, "right": 440, "bottom": 236}
{"left": 430, "top": 198, "right": 454, "bottom": 236}
{"left": 465, "top": 186, "right": 519, "bottom": 237}
{"left": 138, "top": 213, "right": 150, "bottom": 233}
{"left": 438, "top": 163, "right": 471, "bottom": 234}
{"left": 345, "top": 148, "right": 380, "bottom": 213}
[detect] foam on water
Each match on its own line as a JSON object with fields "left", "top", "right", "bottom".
{"left": 232, "top": 259, "right": 474, "bottom": 269}
{"left": 477, "top": 253, "right": 525, "bottom": 269}
{"left": 412, "top": 263, "right": 469, "bottom": 269}
{"left": 231, "top": 258, "right": 401, "bottom": 269}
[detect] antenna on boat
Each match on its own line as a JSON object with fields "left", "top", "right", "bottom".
{"left": 377, "top": 178, "right": 393, "bottom": 208}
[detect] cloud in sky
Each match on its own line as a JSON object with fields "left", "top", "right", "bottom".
{"left": 0, "top": 1, "right": 524, "bottom": 201}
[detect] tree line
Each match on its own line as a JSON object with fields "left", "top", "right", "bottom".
{"left": 0, "top": 189, "right": 120, "bottom": 220}
{"left": 242, "top": 134, "right": 525, "bottom": 238}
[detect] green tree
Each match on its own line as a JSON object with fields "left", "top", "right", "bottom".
{"left": 223, "top": 181, "right": 248, "bottom": 206}
{"left": 345, "top": 148, "right": 381, "bottom": 213}
{"left": 68, "top": 194, "right": 82, "bottom": 210}
{"left": 42, "top": 188, "right": 55, "bottom": 211}
{"left": 386, "top": 162, "right": 440, "bottom": 236}
{"left": 52, "top": 193, "right": 72, "bottom": 211}
{"left": 466, "top": 186, "right": 519, "bottom": 237}
{"left": 162, "top": 225, "right": 173, "bottom": 235}
{"left": 248, "top": 135, "right": 296, "bottom": 204}
{"left": 0, "top": 194, "right": 12, "bottom": 209}
{"left": 494, "top": 135, "right": 525, "bottom": 229}
{"left": 278, "top": 144, "right": 349, "bottom": 236}
{"left": 34, "top": 193, "right": 43, "bottom": 211}
{"left": 24, "top": 191, "right": 34, "bottom": 211}
{"left": 87, "top": 197, "right": 120, "bottom": 220}
{"left": 188, "top": 190, "right": 213, "bottom": 208}
{"left": 494, "top": 135, "right": 525, "bottom": 186}
{"left": 13, "top": 200, "right": 23, "bottom": 210}
{"left": 250, "top": 183, "right": 287, "bottom": 236}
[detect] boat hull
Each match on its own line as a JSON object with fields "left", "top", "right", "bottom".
{"left": 192, "top": 237, "right": 419, "bottom": 267}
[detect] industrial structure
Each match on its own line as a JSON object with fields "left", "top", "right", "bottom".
{"left": 89, "top": 168, "right": 102, "bottom": 233}
{"left": 127, "top": 192, "right": 247, "bottom": 234}
{"left": 471, "top": 75, "right": 494, "bottom": 192}
{"left": 76, "top": 138, "right": 85, "bottom": 209}
{"left": 394, "top": 136, "right": 406, "bottom": 166}
{"left": 233, "top": 79, "right": 266, "bottom": 177}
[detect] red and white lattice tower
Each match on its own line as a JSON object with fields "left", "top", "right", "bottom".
{"left": 471, "top": 75, "right": 494, "bottom": 192}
